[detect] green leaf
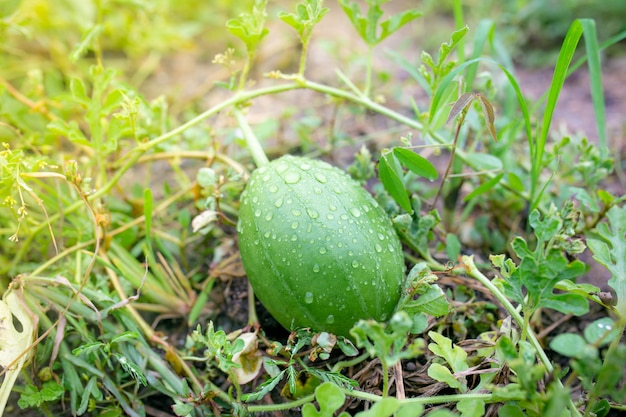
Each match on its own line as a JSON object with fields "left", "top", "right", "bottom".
{"left": 379, "top": 151, "right": 412, "bottom": 213}
{"left": 428, "top": 331, "right": 468, "bottom": 373}
{"left": 70, "top": 24, "right": 103, "bottom": 62}
{"left": 463, "top": 173, "right": 504, "bottom": 202}
{"left": 403, "top": 284, "right": 450, "bottom": 317}
{"left": 338, "top": 0, "right": 420, "bottom": 46}
{"left": 446, "top": 233, "right": 461, "bottom": 260}
{"left": 393, "top": 147, "right": 438, "bottom": 180}
{"left": 378, "top": 9, "right": 422, "bottom": 43}
{"left": 465, "top": 152, "right": 502, "bottom": 172}
{"left": 226, "top": 0, "right": 269, "bottom": 54}
{"left": 350, "top": 311, "right": 424, "bottom": 368}
{"left": 457, "top": 398, "right": 485, "bottom": 417}
{"left": 69, "top": 78, "right": 89, "bottom": 105}
{"left": 540, "top": 293, "right": 589, "bottom": 316}
{"left": 587, "top": 205, "right": 626, "bottom": 318}
{"left": 17, "top": 381, "right": 64, "bottom": 409}
{"left": 302, "top": 382, "right": 348, "bottom": 417}
{"left": 111, "top": 331, "right": 140, "bottom": 345}
{"left": 428, "top": 363, "right": 462, "bottom": 389}
{"left": 396, "top": 403, "right": 425, "bottom": 417}
{"left": 497, "top": 404, "right": 526, "bottom": 417}
{"left": 279, "top": 0, "right": 329, "bottom": 40}
{"left": 242, "top": 370, "right": 286, "bottom": 402}
{"left": 584, "top": 318, "right": 619, "bottom": 346}
{"left": 354, "top": 397, "right": 399, "bottom": 417}
{"left": 549, "top": 333, "right": 587, "bottom": 358}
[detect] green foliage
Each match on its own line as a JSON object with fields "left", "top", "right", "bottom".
{"left": 18, "top": 381, "right": 64, "bottom": 409}
{"left": 492, "top": 205, "right": 589, "bottom": 327}
{"left": 1, "top": 0, "right": 624, "bottom": 416}
{"left": 338, "top": 0, "right": 422, "bottom": 47}
{"left": 587, "top": 205, "right": 626, "bottom": 318}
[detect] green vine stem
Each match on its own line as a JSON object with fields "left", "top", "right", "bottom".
{"left": 232, "top": 107, "right": 269, "bottom": 167}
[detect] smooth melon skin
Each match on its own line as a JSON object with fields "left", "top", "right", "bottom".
{"left": 237, "top": 155, "right": 405, "bottom": 337}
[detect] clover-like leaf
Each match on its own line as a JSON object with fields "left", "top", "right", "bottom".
{"left": 302, "top": 382, "right": 349, "bottom": 417}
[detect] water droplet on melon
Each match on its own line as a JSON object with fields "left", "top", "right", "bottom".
{"left": 276, "top": 163, "right": 289, "bottom": 174}
{"left": 307, "top": 208, "right": 319, "bottom": 219}
{"left": 291, "top": 221, "right": 299, "bottom": 229}
{"left": 350, "top": 207, "right": 361, "bottom": 217}
{"left": 326, "top": 315, "right": 335, "bottom": 324}
{"left": 265, "top": 212, "right": 273, "bottom": 221}
{"left": 319, "top": 247, "right": 327, "bottom": 254}
{"left": 375, "top": 243, "right": 383, "bottom": 252}
{"left": 284, "top": 171, "right": 301, "bottom": 184}
{"left": 254, "top": 209, "right": 261, "bottom": 217}
{"left": 304, "top": 292, "right": 314, "bottom": 304}
{"left": 269, "top": 185, "right": 278, "bottom": 193}
{"left": 352, "top": 260, "right": 359, "bottom": 268}
{"left": 314, "top": 172, "right": 328, "bottom": 183}
{"left": 313, "top": 263, "right": 320, "bottom": 272}
{"left": 378, "top": 233, "right": 385, "bottom": 241}
{"left": 300, "top": 163, "right": 312, "bottom": 171}
{"left": 291, "top": 209, "right": 302, "bottom": 216}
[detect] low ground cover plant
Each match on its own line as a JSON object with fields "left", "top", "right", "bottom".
{"left": 0, "top": 0, "right": 625, "bottom": 416}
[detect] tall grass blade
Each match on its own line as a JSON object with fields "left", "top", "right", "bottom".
{"left": 531, "top": 20, "right": 583, "bottom": 211}
{"left": 579, "top": 19, "right": 607, "bottom": 158}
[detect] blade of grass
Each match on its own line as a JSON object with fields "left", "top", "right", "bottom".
{"left": 579, "top": 19, "right": 607, "bottom": 158}
{"left": 532, "top": 21, "right": 584, "bottom": 212}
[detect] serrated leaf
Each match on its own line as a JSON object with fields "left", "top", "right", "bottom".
{"left": 541, "top": 292, "right": 589, "bottom": 316}
{"left": 404, "top": 284, "right": 449, "bottom": 317}
{"left": 242, "top": 369, "right": 286, "bottom": 402}
{"left": 587, "top": 205, "right": 626, "bottom": 318}
{"left": 378, "top": 152, "right": 412, "bottom": 213}
{"left": 226, "top": 0, "right": 269, "bottom": 53}
{"left": 279, "top": 0, "right": 329, "bottom": 39}
{"left": 428, "top": 331, "right": 468, "bottom": 373}
{"left": 378, "top": 9, "right": 422, "bottom": 43}
{"left": 393, "top": 147, "right": 438, "bottom": 180}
